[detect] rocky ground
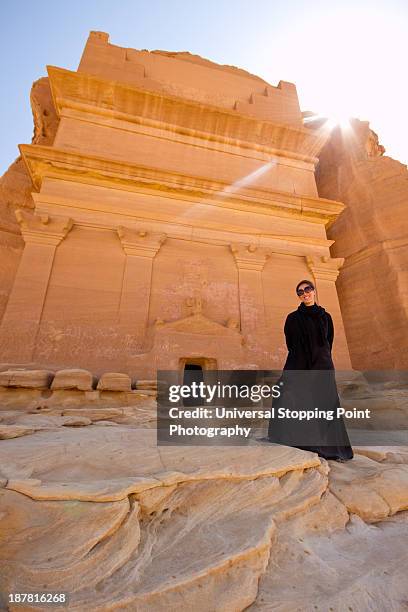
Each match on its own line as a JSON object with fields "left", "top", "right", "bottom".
{"left": 0, "top": 395, "right": 407, "bottom": 612}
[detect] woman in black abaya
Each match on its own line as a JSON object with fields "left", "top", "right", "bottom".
{"left": 268, "top": 279, "right": 353, "bottom": 461}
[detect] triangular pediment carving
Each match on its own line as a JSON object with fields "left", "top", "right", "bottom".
{"left": 154, "top": 313, "right": 241, "bottom": 336}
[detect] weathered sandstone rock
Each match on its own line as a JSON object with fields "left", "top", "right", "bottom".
{"left": 0, "top": 77, "right": 58, "bottom": 324}
{"left": 61, "top": 408, "right": 125, "bottom": 422}
{"left": 0, "top": 369, "right": 53, "bottom": 388}
{"left": 329, "top": 453, "right": 408, "bottom": 521}
{"left": 62, "top": 416, "right": 92, "bottom": 427}
{"left": 315, "top": 118, "right": 408, "bottom": 369}
{"left": 97, "top": 372, "right": 132, "bottom": 391}
{"left": 0, "top": 424, "right": 36, "bottom": 439}
{"left": 51, "top": 368, "right": 94, "bottom": 391}
{"left": 0, "top": 427, "right": 320, "bottom": 610}
{"left": 133, "top": 388, "right": 157, "bottom": 396}
{"left": 250, "top": 508, "right": 408, "bottom": 611}
{"left": 135, "top": 379, "right": 157, "bottom": 388}
{"left": 0, "top": 419, "right": 407, "bottom": 610}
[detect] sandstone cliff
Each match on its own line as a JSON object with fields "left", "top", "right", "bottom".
{"left": 315, "top": 119, "right": 408, "bottom": 370}
{"left": 0, "top": 77, "right": 59, "bottom": 321}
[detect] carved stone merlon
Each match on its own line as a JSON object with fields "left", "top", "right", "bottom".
{"left": 117, "top": 226, "right": 167, "bottom": 257}
{"left": 15, "top": 209, "right": 73, "bottom": 246}
{"left": 230, "top": 243, "right": 272, "bottom": 271}
{"left": 306, "top": 255, "right": 345, "bottom": 282}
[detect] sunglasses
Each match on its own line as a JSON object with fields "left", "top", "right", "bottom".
{"left": 296, "top": 285, "right": 314, "bottom": 296}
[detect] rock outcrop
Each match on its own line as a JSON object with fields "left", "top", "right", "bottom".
{"left": 315, "top": 119, "right": 408, "bottom": 370}
{"left": 0, "top": 77, "right": 59, "bottom": 322}
{"left": 0, "top": 391, "right": 407, "bottom": 610}
{"left": 0, "top": 367, "right": 158, "bottom": 410}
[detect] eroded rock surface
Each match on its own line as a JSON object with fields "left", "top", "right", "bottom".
{"left": 0, "top": 77, "right": 58, "bottom": 322}
{"left": 0, "top": 369, "right": 54, "bottom": 388}
{"left": 0, "top": 404, "right": 407, "bottom": 611}
{"left": 315, "top": 118, "right": 408, "bottom": 370}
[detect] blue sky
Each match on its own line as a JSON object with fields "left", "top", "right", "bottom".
{"left": 1, "top": 0, "right": 407, "bottom": 174}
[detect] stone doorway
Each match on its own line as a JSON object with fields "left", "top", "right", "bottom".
{"left": 180, "top": 357, "right": 217, "bottom": 406}
{"left": 182, "top": 363, "right": 203, "bottom": 407}
{"left": 179, "top": 356, "right": 217, "bottom": 371}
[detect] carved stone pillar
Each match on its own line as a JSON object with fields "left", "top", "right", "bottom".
{"left": 306, "top": 254, "right": 352, "bottom": 368}
{"left": 0, "top": 209, "right": 73, "bottom": 362}
{"left": 230, "top": 243, "right": 271, "bottom": 338}
{"left": 117, "top": 226, "right": 166, "bottom": 346}
{"left": 306, "top": 255, "right": 344, "bottom": 283}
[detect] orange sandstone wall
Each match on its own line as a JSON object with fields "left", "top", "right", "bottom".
{"left": 34, "top": 226, "right": 125, "bottom": 369}
{"left": 52, "top": 117, "right": 318, "bottom": 197}
{"left": 147, "top": 239, "right": 240, "bottom": 328}
{"left": 78, "top": 31, "right": 303, "bottom": 127}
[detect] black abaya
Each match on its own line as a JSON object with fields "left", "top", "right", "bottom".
{"left": 268, "top": 302, "right": 353, "bottom": 461}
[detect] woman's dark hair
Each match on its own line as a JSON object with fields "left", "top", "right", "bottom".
{"left": 295, "top": 279, "right": 315, "bottom": 293}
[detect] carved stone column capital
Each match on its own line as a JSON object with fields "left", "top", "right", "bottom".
{"left": 117, "top": 226, "right": 167, "bottom": 257}
{"left": 230, "top": 243, "right": 272, "bottom": 271}
{"left": 306, "top": 255, "right": 345, "bottom": 282}
{"left": 15, "top": 209, "right": 73, "bottom": 246}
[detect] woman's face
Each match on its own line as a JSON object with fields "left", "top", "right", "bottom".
{"left": 297, "top": 283, "right": 315, "bottom": 305}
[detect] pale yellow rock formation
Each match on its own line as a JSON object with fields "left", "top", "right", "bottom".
{"left": 0, "top": 406, "right": 407, "bottom": 611}
{"left": 329, "top": 453, "right": 408, "bottom": 521}
{"left": 250, "top": 508, "right": 408, "bottom": 611}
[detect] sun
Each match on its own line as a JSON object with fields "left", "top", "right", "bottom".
{"left": 303, "top": 112, "right": 353, "bottom": 132}
{"left": 324, "top": 113, "right": 352, "bottom": 130}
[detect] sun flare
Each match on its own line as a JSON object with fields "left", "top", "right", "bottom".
{"left": 324, "top": 114, "right": 352, "bottom": 130}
